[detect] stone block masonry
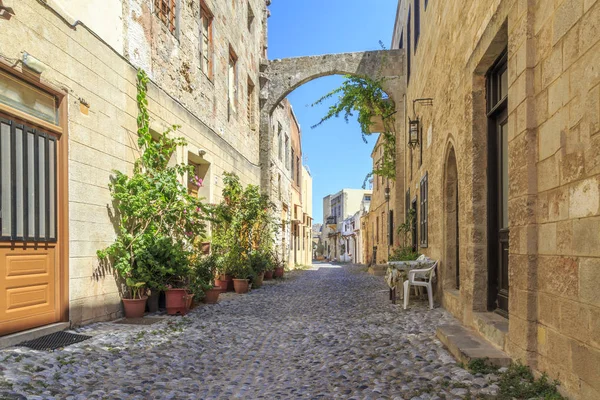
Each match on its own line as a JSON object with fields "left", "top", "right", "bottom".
{"left": 0, "top": 0, "right": 266, "bottom": 328}
{"left": 391, "top": 0, "right": 600, "bottom": 398}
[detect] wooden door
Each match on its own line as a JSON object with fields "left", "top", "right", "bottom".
{"left": 486, "top": 50, "right": 509, "bottom": 317}
{"left": 0, "top": 116, "right": 62, "bottom": 336}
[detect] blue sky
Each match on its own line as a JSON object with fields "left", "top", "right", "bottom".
{"left": 268, "top": 0, "right": 398, "bottom": 224}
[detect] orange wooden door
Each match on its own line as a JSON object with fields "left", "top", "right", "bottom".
{"left": 0, "top": 245, "right": 60, "bottom": 335}
{"left": 1, "top": 115, "right": 62, "bottom": 336}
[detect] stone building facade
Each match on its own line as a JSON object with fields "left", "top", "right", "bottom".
{"left": 392, "top": 0, "right": 600, "bottom": 397}
{"left": 363, "top": 134, "right": 399, "bottom": 265}
{"left": 269, "top": 99, "right": 294, "bottom": 268}
{"left": 322, "top": 189, "right": 372, "bottom": 261}
{"left": 0, "top": 0, "right": 269, "bottom": 337}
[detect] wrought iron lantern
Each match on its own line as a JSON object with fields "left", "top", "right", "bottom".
{"left": 408, "top": 98, "right": 434, "bottom": 149}
{"left": 408, "top": 117, "right": 420, "bottom": 148}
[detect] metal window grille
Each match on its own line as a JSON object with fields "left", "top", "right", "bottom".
{"left": 0, "top": 118, "right": 57, "bottom": 242}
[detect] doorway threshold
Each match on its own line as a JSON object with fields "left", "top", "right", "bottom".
{"left": 0, "top": 322, "right": 70, "bottom": 350}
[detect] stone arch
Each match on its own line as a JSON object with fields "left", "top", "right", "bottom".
{"left": 261, "top": 50, "right": 404, "bottom": 115}
{"left": 258, "top": 50, "right": 405, "bottom": 193}
{"left": 443, "top": 141, "right": 460, "bottom": 292}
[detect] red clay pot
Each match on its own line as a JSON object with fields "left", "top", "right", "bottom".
{"left": 254, "top": 272, "right": 264, "bottom": 288}
{"left": 204, "top": 287, "right": 221, "bottom": 304}
{"left": 233, "top": 279, "right": 249, "bottom": 294}
{"left": 123, "top": 297, "right": 148, "bottom": 318}
{"left": 274, "top": 267, "right": 284, "bottom": 278}
{"left": 214, "top": 278, "right": 228, "bottom": 291}
{"left": 165, "top": 289, "right": 192, "bottom": 315}
{"left": 264, "top": 270, "right": 274, "bottom": 280}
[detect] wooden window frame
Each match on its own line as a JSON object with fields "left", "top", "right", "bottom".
{"left": 154, "top": 0, "right": 177, "bottom": 34}
{"left": 200, "top": 1, "right": 214, "bottom": 80}
{"left": 247, "top": 1, "right": 255, "bottom": 32}
{"left": 247, "top": 77, "right": 256, "bottom": 130}
{"left": 227, "top": 46, "right": 238, "bottom": 120}
{"left": 414, "top": 0, "right": 420, "bottom": 51}
{"left": 407, "top": 7, "right": 412, "bottom": 84}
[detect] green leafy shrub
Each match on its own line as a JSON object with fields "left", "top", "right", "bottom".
{"left": 97, "top": 69, "right": 209, "bottom": 298}
{"left": 211, "top": 172, "right": 278, "bottom": 279}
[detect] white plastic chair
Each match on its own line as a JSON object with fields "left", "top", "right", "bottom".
{"left": 403, "top": 261, "right": 438, "bottom": 310}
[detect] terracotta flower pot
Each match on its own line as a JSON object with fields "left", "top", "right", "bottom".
{"left": 123, "top": 297, "right": 148, "bottom": 318}
{"left": 274, "top": 267, "right": 284, "bottom": 278}
{"left": 254, "top": 272, "right": 264, "bottom": 288}
{"left": 165, "top": 288, "right": 192, "bottom": 315}
{"left": 264, "top": 270, "right": 274, "bottom": 280}
{"left": 214, "top": 278, "right": 228, "bottom": 291}
{"left": 204, "top": 287, "right": 221, "bottom": 304}
{"left": 233, "top": 279, "right": 249, "bottom": 294}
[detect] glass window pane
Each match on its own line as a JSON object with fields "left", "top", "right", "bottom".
{"left": 38, "top": 135, "right": 46, "bottom": 239}
{"left": 0, "top": 69, "right": 58, "bottom": 125}
{"left": 1, "top": 121, "right": 11, "bottom": 237}
{"left": 15, "top": 127, "right": 23, "bottom": 238}
{"left": 500, "top": 69, "right": 508, "bottom": 100}
{"left": 49, "top": 139, "right": 56, "bottom": 240}
{"left": 27, "top": 131, "right": 35, "bottom": 238}
{"left": 501, "top": 122, "right": 509, "bottom": 229}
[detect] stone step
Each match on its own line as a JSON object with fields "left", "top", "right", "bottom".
{"left": 473, "top": 312, "right": 509, "bottom": 351}
{"left": 436, "top": 323, "right": 512, "bottom": 368}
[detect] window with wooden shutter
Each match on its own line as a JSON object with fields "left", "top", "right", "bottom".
{"left": 247, "top": 78, "right": 256, "bottom": 129}
{"left": 154, "top": 0, "right": 176, "bottom": 34}
{"left": 188, "top": 161, "right": 200, "bottom": 197}
{"left": 228, "top": 47, "right": 238, "bottom": 119}
{"left": 200, "top": 2, "right": 213, "bottom": 79}
{"left": 420, "top": 172, "right": 428, "bottom": 247}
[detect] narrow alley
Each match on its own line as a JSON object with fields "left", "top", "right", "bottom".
{"left": 0, "top": 266, "right": 498, "bottom": 400}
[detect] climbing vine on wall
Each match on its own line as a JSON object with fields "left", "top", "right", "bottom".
{"left": 311, "top": 74, "right": 396, "bottom": 187}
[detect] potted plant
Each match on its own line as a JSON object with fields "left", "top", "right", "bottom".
{"left": 273, "top": 253, "right": 285, "bottom": 278}
{"left": 389, "top": 208, "right": 419, "bottom": 262}
{"left": 122, "top": 280, "right": 148, "bottom": 318}
{"left": 249, "top": 250, "right": 270, "bottom": 288}
{"left": 228, "top": 248, "right": 254, "bottom": 294}
{"left": 189, "top": 253, "right": 221, "bottom": 304}
{"left": 97, "top": 69, "right": 209, "bottom": 319}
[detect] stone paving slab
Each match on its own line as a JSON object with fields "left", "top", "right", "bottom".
{"left": 0, "top": 264, "right": 499, "bottom": 399}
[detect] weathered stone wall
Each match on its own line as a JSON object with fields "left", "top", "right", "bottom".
{"left": 270, "top": 100, "right": 294, "bottom": 267}
{"left": 0, "top": 0, "right": 266, "bottom": 327}
{"left": 123, "top": 0, "right": 267, "bottom": 173}
{"left": 392, "top": 0, "right": 600, "bottom": 397}
{"left": 366, "top": 135, "right": 399, "bottom": 264}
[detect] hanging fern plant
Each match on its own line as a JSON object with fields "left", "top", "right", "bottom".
{"left": 311, "top": 74, "right": 396, "bottom": 187}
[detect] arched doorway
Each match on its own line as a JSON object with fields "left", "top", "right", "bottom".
{"left": 444, "top": 145, "right": 459, "bottom": 290}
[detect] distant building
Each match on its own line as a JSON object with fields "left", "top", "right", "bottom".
{"left": 322, "top": 189, "right": 372, "bottom": 261}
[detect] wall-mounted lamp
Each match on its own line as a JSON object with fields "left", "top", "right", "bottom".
{"left": 22, "top": 53, "right": 47, "bottom": 74}
{"left": 408, "top": 98, "right": 434, "bottom": 149}
{"left": 198, "top": 149, "right": 207, "bottom": 157}
{"left": 408, "top": 117, "right": 420, "bottom": 149}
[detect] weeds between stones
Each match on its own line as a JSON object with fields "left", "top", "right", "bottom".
{"left": 463, "top": 359, "right": 566, "bottom": 400}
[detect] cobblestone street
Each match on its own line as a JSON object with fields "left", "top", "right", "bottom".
{"left": 0, "top": 265, "right": 500, "bottom": 400}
